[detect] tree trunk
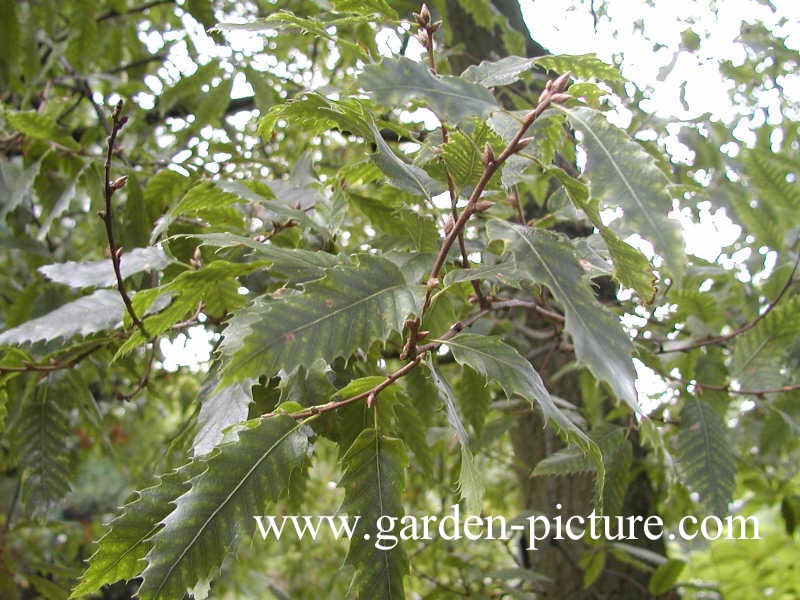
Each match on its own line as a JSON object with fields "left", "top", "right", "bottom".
{"left": 442, "top": 2, "right": 668, "bottom": 597}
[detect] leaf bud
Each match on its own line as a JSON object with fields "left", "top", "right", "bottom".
{"left": 482, "top": 142, "right": 495, "bottom": 166}
{"left": 550, "top": 92, "right": 572, "bottom": 104}
{"left": 473, "top": 200, "right": 495, "bottom": 213}
{"left": 110, "top": 175, "right": 128, "bottom": 191}
{"left": 552, "top": 71, "right": 572, "bottom": 93}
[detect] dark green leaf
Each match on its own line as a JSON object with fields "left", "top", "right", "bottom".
{"left": 220, "top": 255, "right": 420, "bottom": 385}
{"left": 339, "top": 429, "right": 408, "bottom": 600}
{"left": 359, "top": 57, "right": 498, "bottom": 124}
{"left": 559, "top": 106, "right": 685, "bottom": 276}
{"left": 138, "top": 416, "right": 312, "bottom": 600}
{"left": 487, "top": 219, "right": 638, "bottom": 409}
{"left": 675, "top": 399, "right": 735, "bottom": 515}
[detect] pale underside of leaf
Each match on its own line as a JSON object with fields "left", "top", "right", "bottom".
{"left": 0, "top": 289, "right": 123, "bottom": 345}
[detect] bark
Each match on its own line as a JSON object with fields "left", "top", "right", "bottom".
{"left": 443, "top": 1, "right": 669, "bottom": 597}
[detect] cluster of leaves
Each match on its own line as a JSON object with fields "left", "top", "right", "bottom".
{"left": 1, "top": 1, "right": 799, "bottom": 599}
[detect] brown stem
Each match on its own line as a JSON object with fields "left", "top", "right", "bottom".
{"left": 100, "top": 100, "right": 149, "bottom": 339}
{"left": 421, "top": 78, "right": 569, "bottom": 315}
{"left": 0, "top": 344, "right": 104, "bottom": 375}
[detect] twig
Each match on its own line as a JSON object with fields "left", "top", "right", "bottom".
{"left": 97, "top": 0, "right": 174, "bottom": 21}
{"left": 0, "top": 344, "right": 105, "bottom": 375}
{"left": 100, "top": 100, "right": 149, "bottom": 339}
{"left": 107, "top": 54, "right": 167, "bottom": 75}
{"left": 421, "top": 72, "right": 572, "bottom": 316}
{"left": 116, "top": 342, "right": 156, "bottom": 400}
{"left": 668, "top": 372, "right": 800, "bottom": 397}
{"left": 658, "top": 249, "right": 799, "bottom": 354}
{"left": 275, "top": 306, "right": 492, "bottom": 421}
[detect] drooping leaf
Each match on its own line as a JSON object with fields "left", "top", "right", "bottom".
{"left": 368, "top": 122, "right": 444, "bottom": 201}
{"left": 15, "top": 375, "right": 72, "bottom": 519}
{"left": 192, "top": 374, "right": 254, "bottom": 457}
{"left": 558, "top": 106, "right": 685, "bottom": 276}
{"left": 219, "top": 255, "right": 420, "bottom": 386}
{"left": 38, "top": 247, "right": 171, "bottom": 289}
{"left": 359, "top": 57, "right": 498, "bottom": 124}
{"left": 487, "top": 219, "right": 638, "bottom": 409}
{"left": 71, "top": 464, "right": 203, "bottom": 598}
{"left": 546, "top": 165, "right": 656, "bottom": 300}
{"left": 648, "top": 559, "right": 686, "bottom": 595}
{"left": 0, "top": 289, "right": 123, "bottom": 345}
{"left": 454, "top": 365, "right": 492, "bottom": 438}
{"left": 438, "top": 333, "right": 605, "bottom": 510}
{"left": 460, "top": 56, "right": 535, "bottom": 87}
{"left": 339, "top": 428, "right": 408, "bottom": 600}
{"left": 428, "top": 361, "right": 484, "bottom": 513}
{"left": 138, "top": 415, "right": 312, "bottom": 600}
{"left": 675, "top": 398, "right": 735, "bottom": 516}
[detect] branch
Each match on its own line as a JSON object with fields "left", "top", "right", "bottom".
{"left": 100, "top": 100, "right": 149, "bottom": 338}
{"left": 97, "top": 0, "right": 174, "bottom": 22}
{"left": 668, "top": 373, "right": 800, "bottom": 397}
{"left": 0, "top": 344, "right": 104, "bottom": 375}
{"left": 658, "top": 249, "right": 799, "bottom": 354}
{"left": 421, "top": 72, "right": 572, "bottom": 315}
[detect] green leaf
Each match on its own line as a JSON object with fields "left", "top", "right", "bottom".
{"left": 339, "top": 429, "right": 408, "bottom": 600}
{"left": 0, "top": 289, "right": 123, "bottom": 345}
{"left": 220, "top": 255, "right": 417, "bottom": 385}
{"left": 71, "top": 464, "right": 202, "bottom": 598}
{"left": 454, "top": 365, "right": 491, "bottom": 438}
{"left": 359, "top": 57, "right": 498, "bottom": 124}
{"left": 117, "top": 260, "right": 257, "bottom": 356}
{"left": 4, "top": 110, "right": 81, "bottom": 151}
{"left": 460, "top": 56, "right": 534, "bottom": 87}
{"left": 546, "top": 166, "right": 656, "bottom": 300}
{"left": 193, "top": 374, "right": 254, "bottom": 457}
{"left": 487, "top": 219, "right": 638, "bottom": 409}
{"left": 558, "top": 106, "right": 685, "bottom": 276}
{"left": 345, "top": 191, "right": 439, "bottom": 252}
{"left": 428, "top": 361, "right": 484, "bottom": 513}
{"left": 438, "top": 333, "right": 605, "bottom": 510}
{"left": 732, "top": 296, "right": 800, "bottom": 389}
{"left": 15, "top": 375, "right": 72, "bottom": 519}
{"left": 648, "top": 559, "right": 686, "bottom": 595}
{"left": 675, "top": 398, "right": 735, "bottom": 515}
{"left": 220, "top": 255, "right": 420, "bottom": 386}
{"left": 533, "top": 54, "right": 624, "bottom": 85}
{"left": 439, "top": 122, "right": 501, "bottom": 190}
{"left": 138, "top": 415, "right": 312, "bottom": 600}
{"left": 369, "top": 121, "right": 444, "bottom": 201}
{"left": 38, "top": 247, "right": 170, "bottom": 288}
{"left": 215, "top": 10, "right": 371, "bottom": 53}
{"left": 189, "top": 232, "right": 341, "bottom": 283}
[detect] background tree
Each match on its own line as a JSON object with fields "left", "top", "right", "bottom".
{"left": 1, "top": 1, "right": 798, "bottom": 599}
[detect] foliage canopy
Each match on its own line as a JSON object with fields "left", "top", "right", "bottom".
{"left": 1, "top": 1, "right": 799, "bottom": 599}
